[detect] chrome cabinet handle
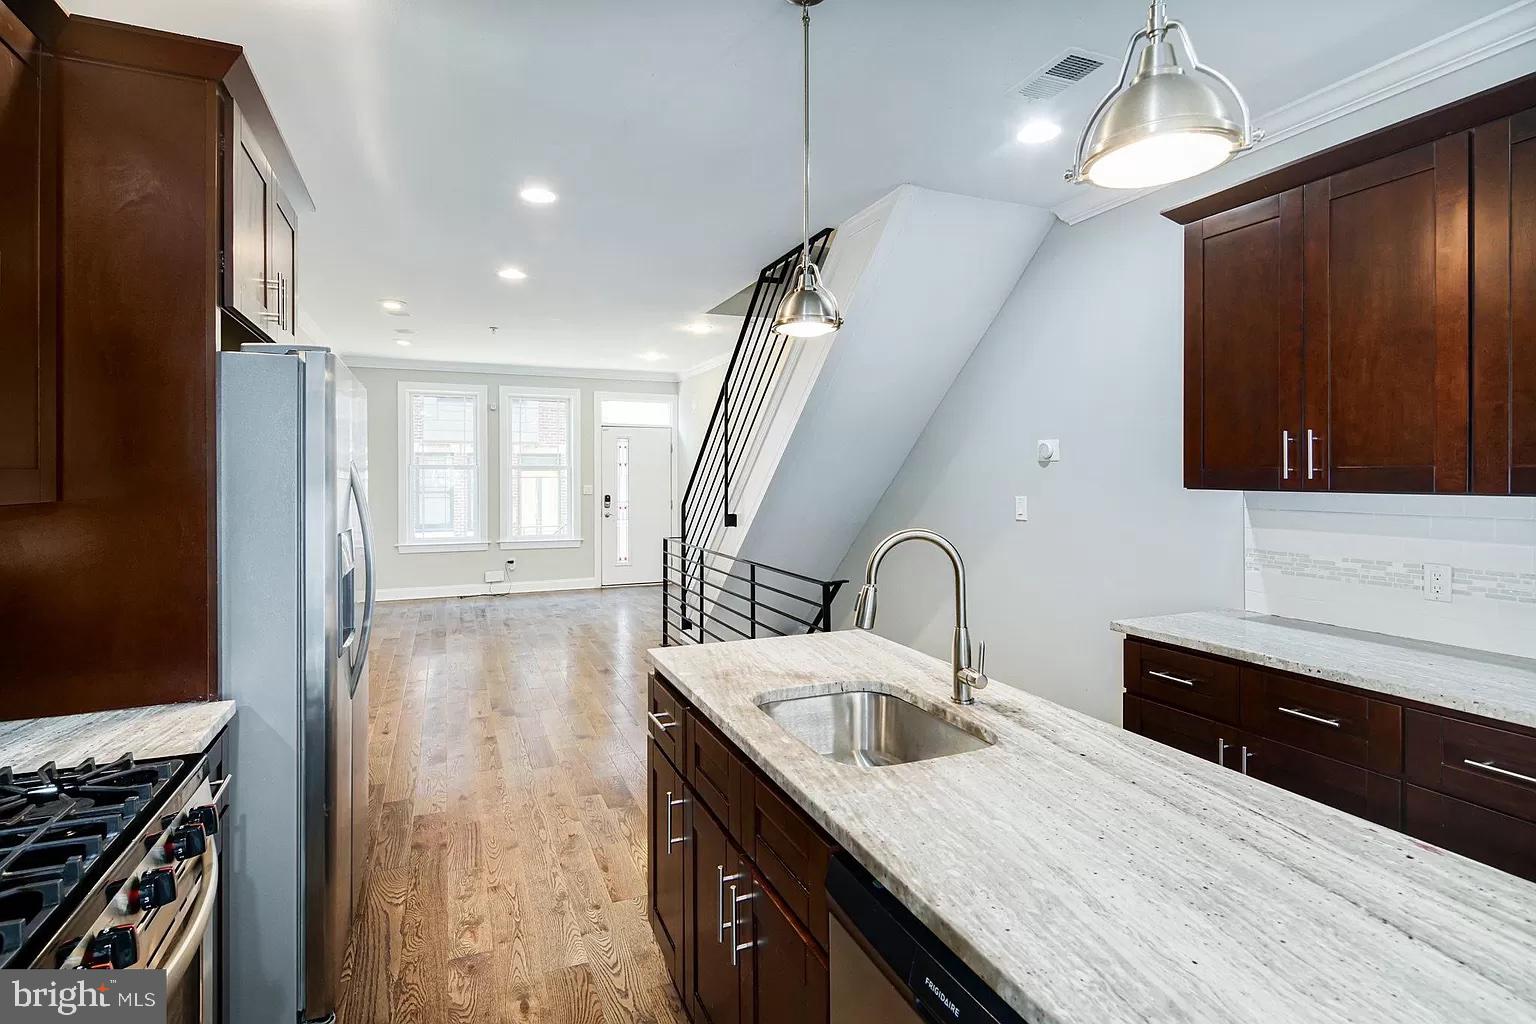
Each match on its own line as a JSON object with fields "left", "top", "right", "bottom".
{"left": 1464, "top": 760, "right": 1536, "bottom": 786}
{"left": 648, "top": 711, "right": 677, "bottom": 732}
{"left": 1305, "top": 429, "right": 1321, "bottom": 480}
{"left": 1241, "top": 746, "right": 1253, "bottom": 775}
{"left": 1147, "top": 670, "right": 1197, "bottom": 688}
{"left": 727, "top": 884, "right": 753, "bottom": 966}
{"left": 717, "top": 866, "right": 746, "bottom": 942}
{"left": 348, "top": 463, "right": 377, "bottom": 697}
{"left": 1278, "top": 706, "right": 1342, "bottom": 728}
{"left": 664, "top": 791, "right": 685, "bottom": 851}
{"left": 1217, "top": 738, "right": 1229, "bottom": 767}
{"left": 1281, "top": 430, "right": 1293, "bottom": 480}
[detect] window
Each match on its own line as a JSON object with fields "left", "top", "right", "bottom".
{"left": 500, "top": 386, "right": 580, "bottom": 548}
{"left": 397, "top": 383, "right": 488, "bottom": 551}
{"left": 599, "top": 398, "right": 672, "bottom": 427}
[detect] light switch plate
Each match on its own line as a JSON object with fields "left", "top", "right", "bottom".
{"left": 1423, "top": 563, "right": 1453, "bottom": 603}
{"left": 484, "top": 569, "right": 506, "bottom": 584}
{"left": 582, "top": 484, "right": 594, "bottom": 495}
{"left": 1014, "top": 496, "right": 1028, "bottom": 522}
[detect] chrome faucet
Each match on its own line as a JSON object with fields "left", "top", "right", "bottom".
{"left": 851, "top": 529, "right": 988, "bottom": 705}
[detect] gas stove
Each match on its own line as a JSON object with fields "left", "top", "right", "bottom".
{"left": 0, "top": 754, "right": 193, "bottom": 969}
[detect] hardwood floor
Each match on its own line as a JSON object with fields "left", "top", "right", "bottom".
{"left": 335, "top": 587, "right": 687, "bottom": 1024}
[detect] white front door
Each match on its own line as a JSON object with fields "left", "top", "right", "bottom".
{"left": 600, "top": 425, "right": 672, "bottom": 586}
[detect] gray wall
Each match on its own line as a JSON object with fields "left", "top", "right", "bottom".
{"left": 832, "top": 48, "right": 1536, "bottom": 726}
{"left": 353, "top": 364, "right": 675, "bottom": 596}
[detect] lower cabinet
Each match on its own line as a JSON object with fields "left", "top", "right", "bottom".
{"left": 648, "top": 670, "right": 831, "bottom": 1024}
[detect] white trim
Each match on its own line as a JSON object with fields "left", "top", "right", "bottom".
{"left": 396, "top": 381, "right": 490, "bottom": 549}
{"left": 498, "top": 538, "right": 583, "bottom": 550}
{"left": 377, "top": 576, "right": 599, "bottom": 603}
{"left": 498, "top": 384, "right": 582, "bottom": 545}
{"left": 345, "top": 354, "right": 682, "bottom": 383}
{"left": 1051, "top": 0, "right": 1536, "bottom": 225}
{"left": 594, "top": 393, "right": 679, "bottom": 587}
{"left": 679, "top": 352, "right": 731, "bottom": 379}
{"left": 396, "top": 541, "right": 490, "bottom": 554}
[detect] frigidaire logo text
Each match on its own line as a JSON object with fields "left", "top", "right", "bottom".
{"left": 922, "top": 975, "right": 961, "bottom": 1020}
{"left": 11, "top": 978, "right": 157, "bottom": 1017}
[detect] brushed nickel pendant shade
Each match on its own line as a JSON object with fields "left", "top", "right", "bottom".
{"left": 773, "top": 0, "right": 843, "bottom": 339}
{"left": 1067, "top": 1, "right": 1260, "bottom": 190}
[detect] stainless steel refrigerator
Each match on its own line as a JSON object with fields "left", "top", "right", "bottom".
{"left": 218, "top": 345, "right": 375, "bottom": 1024}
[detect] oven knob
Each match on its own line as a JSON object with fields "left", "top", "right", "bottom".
{"left": 82, "top": 925, "right": 138, "bottom": 969}
{"left": 135, "top": 867, "right": 178, "bottom": 911}
{"left": 165, "top": 822, "right": 207, "bottom": 861}
{"left": 187, "top": 803, "right": 219, "bottom": 836}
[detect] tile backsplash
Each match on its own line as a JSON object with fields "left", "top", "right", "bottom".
{"left": 1243, "top": 493, "right": 1536, "bottom": 658}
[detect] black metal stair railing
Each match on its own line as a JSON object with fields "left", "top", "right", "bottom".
{"left": 661, "top": 539, "right": 844, "bottom": 646}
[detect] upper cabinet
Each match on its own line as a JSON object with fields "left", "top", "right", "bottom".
{"left": 1169, "top": 73, "right": 1536, "bottom": 496}
{"left": 223, "top": 103, "right": 299, "bottom": 343}
{"left": 0, "top": 21, "right": 53, "bottom": 507}
{"left": 1472, "top": 107, "right": 1536, "bottom": 495}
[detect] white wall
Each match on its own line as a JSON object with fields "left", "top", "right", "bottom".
{"left": 1244, "top": 494, "right": 1536, "bottom": 658}
{"left": 833, "top": 45, "right": 1536, "bottom": 726}
{"left": 678, "top": 359, "right": 727, "bottom": 484}
{"left": 352, "top": 363, "right": 675, "bottom": 598}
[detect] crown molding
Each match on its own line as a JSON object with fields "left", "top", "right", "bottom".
{"left": 1051, "top": 0, "right": 1536, "bottom": 226}
{"left": 679, "top": 352, "right": 732, "bottom": 379}
{"left": 340, "top": 353, "right": 683, "bottom": 383}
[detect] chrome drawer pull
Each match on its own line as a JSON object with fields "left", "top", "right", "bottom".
{"left": 665, "top": 791, "right": 686, "bottom": 851}
{"left": 1278, "top": 706, "right": 1342, "bottom": 728}
{"left": 1217, "top": 738, "right": 1229, "bottom": 767}
{"left": 728, "top": 884, "right": 754, "bottom": 966}
{"left": 1241, "top": 746, "right": 1253, "bottom": 775}
{"left": 648, "top": 711, "right": 678, "bottom": 732}
{"left": 1147, "top": 670, "right": 1197, "bottom": 688}
{"left": 1464, "top": 760, "right": 1536, "bottom": 786}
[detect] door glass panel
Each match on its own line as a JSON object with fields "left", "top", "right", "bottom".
{"left": 616, "top": 437, "right": 631, "bottom": 565}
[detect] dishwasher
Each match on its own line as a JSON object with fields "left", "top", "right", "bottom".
{"left": 827, "top": 854, "right": 1025, "bottom": 1024}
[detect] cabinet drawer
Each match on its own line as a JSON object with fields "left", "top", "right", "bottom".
{"left": 1239, "top": 668, "right": 1401, "bottom": 773}
{"left": 751, "top": 778, "right": 833, "bottom": 949}
{"left": 1125, "top": 641, "right": 1239, "bottom": 723}
{"left": 1124, "top": 695, "right": 1235, "bottom": 766}
{"left": 688, "top": 710, "right": 752, "bottom": 844}
{"left": 648, "top": 672, "right": 685, "bottom": 770}
{"left": 1239, "top": 734, "right": 1401, "bottom": 829}
{"left": 1405, "top": 711, "right": 1536, "bottom": 824}
{"left": 1404, "top": 785, "right": 1536, "bottom": 884}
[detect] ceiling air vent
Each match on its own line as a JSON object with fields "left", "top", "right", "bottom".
{"left": 1012, "top": 50, "right": 1109, "bottom": 102}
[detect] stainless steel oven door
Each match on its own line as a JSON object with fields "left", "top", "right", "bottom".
{"left": 157, "top": 835, "right": 219, "bottom": 1024}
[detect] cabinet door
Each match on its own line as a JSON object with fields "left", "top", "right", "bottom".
{"left": 1301, "top": 136, "right": 1471, "bottom": 493}
{"left": 1472, "top": 108, "right": 1536, "bottom": 494}
{"left": 1236, "top": 733, "right": 1402, "bottom": 829}
{"left": 648, "top": 743, "right": 688, "bottom": 993}
{"left": 744, "top": 875, "right": 827, "bottom": 1024}
{"left": 1184, "top": 190, "right": 1304, "bottom": 490}
{"left": 272, "top": 195, "right": 296, "bottom": 338}
{"left": 1124, "top": 695, "right": 1235, "bottom": 767}
{"left": 0, "top": 37, "right": 52, "bottom": 506}
{"left": 689, "top": 803, "right": 748, "bottom": 1024}
{"left": 1405, "top": 785, "right": 1536, "bottom": 883}
{"left": 226, "top": 106, "right": 276, "bottom": 332}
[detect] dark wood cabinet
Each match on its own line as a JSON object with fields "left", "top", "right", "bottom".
{"left": 1170, "top": 72, "right": 1536, "bottom": 495}
{"left": 649, "top": 742, "right": 689, "bottom": 992}
{"left": 223, "top": 103, "right": 299, "bottom": 343}
{"left": 0, "top": 17, "right": 52, "bottom": 507}
{"left": 743, "top": 876, "right": 828, "bottom": 1024}
{"left": 688, "top": 801, "right": 750, "bottom": 1024}
{"left": 1183, "top": 191, "right": 1303, "bottom": 490}
{"left": 1472, "top": 106, "right": 1536, "bottom": 495}
{"left": 1301, "top": 137, "right": 1470, "bottom": 493}
{"left": 1124, "top": 638, "right": 1536, "bottom": 882}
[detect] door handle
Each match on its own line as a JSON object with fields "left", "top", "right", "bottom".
{"left": 1305, "top": 429, "right": 1321, "bottom": 480}
{"left": 1277, "top": 706, "right": 1342, "bottom": 729}
{"left": 727, "top": 883, "right": 753, "bottom": 966}
{"left": 347, "top": 463, "right": 377, "bottom": 697}
{"left": 1281, "top": 430, "right": 1294, "bottom": 479}
{"left": 603, "top": 493, "right": 613, "bottom": 519}
{"left": 664, "top": 791, "right": 685, "bottom": 851}
{"left": 1217, "top": 738, "right": 1229, "bottom": 767}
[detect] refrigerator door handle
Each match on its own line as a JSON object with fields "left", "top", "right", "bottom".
{"left": 347, "top": 462, "right": 377, "bottom": 697}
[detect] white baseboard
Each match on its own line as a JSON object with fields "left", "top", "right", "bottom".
{"left": 378, "top": 576, "right": 599, "bottom": 603}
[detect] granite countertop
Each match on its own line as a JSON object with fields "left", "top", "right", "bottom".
{"left": 1112, "top": 610, "right": 1536, "bottom": 728}
{"left": 0, "top": 701, "right": 236, "bottom": 768}
{"left": 650, "top": 631, "right": 1536, "bottom": 1024}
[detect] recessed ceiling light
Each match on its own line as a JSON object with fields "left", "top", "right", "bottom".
{"left": 638, "top": 351, "right": 667, "bottom": 362}
{"left": 679, "top": 320, "right": 715, "bottom": 335}
{"left": 1016, "top": 118, "right": 1063, "bottom": 144}
{"left": 497, "top": 266, "right": 528, "bottom": 281}
{"left": 519, "top": 185, "right": 558, "bottom": 205}
{"left": 380, "top": 298, "right": 408, "bottom": 314}
{"left": 395, "top": 338, "right": 412, "bottom": 347}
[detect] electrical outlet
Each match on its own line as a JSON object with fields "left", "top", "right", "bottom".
{"left": 1014, "top": 496, "right": 1028, "bottom": 522}
{"left": 484, "top": 569, "right": 506, "bottom": 584}
{"left": 1423, "top": 563, "right": 1453, "bottom": 603}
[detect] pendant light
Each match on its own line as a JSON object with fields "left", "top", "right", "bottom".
{"left": 1067, "top": 1, "right": 1260, "bottom": 190}
{"left": 773, "top": 0, "right": 843, "bottom": 339}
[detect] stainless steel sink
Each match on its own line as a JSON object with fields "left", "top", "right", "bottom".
{"left": 757, "top": 689, "right": 992, "bottom": 767}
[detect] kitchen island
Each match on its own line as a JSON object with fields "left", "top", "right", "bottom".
{"left": 649, "top": 630, "right": 1536, "bottom": 1024}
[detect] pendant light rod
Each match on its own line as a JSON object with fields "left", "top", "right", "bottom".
{"left": 800, "top": 1, "right": 812, "bottom": 273}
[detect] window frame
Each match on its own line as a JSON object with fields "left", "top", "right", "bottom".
{"left": 395, "top": 381, "right": 490, "bottom": 553}
{"left": 498, "top": 385, "right": 582, "bottom": 550}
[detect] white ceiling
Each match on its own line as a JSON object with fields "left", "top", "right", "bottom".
{"left": 68, "top": 0, "right": 1515, "bottom": 374}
